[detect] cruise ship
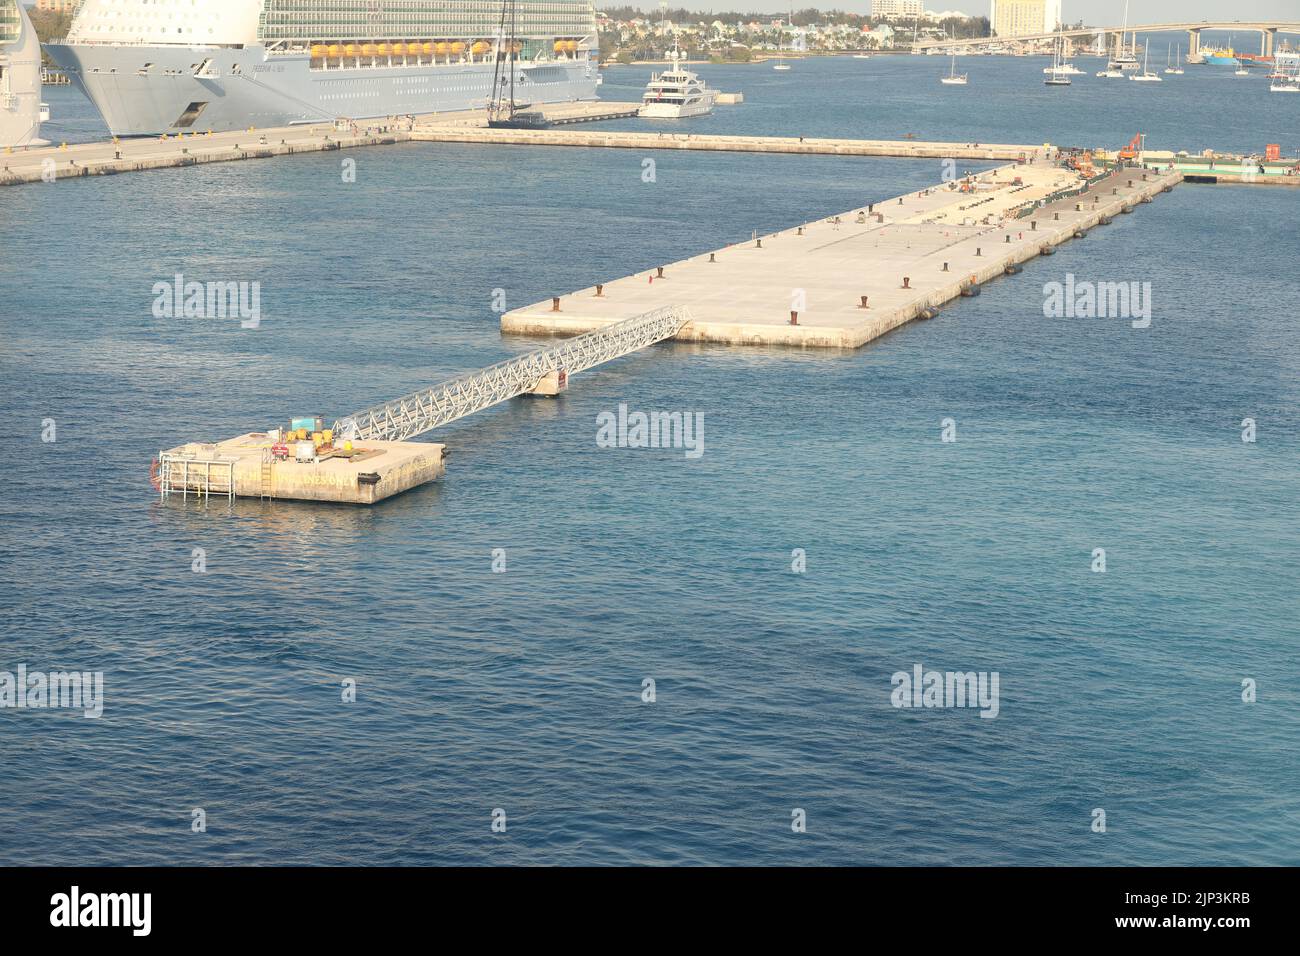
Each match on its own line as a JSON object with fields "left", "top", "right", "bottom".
{"left": 47, "top": 0, "right": 600, "bottom": 137}
{"left": 1, "top": 0, "right": 44, "bottom": 148}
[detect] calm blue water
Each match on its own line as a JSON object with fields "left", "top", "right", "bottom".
{"left": 2, "top": 57, "right": 1298, "bottom": 866}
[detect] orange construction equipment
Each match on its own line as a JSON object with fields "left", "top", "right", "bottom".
{"left": 1118, "top": 133, "right": 1143, "bottom": 162}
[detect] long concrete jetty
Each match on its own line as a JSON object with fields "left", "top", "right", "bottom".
{"left": 0, "top": 101, "right": 640, "bottom": 186}
{"left": 504, "top": 161, "right": 1183, "bottom": 349}
{"left": 410, "top": 127, "right": 1045, "bottom": 161}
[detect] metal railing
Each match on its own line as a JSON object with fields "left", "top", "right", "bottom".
{"left": 334, "top": 304, "right": 692, "bottom": 442}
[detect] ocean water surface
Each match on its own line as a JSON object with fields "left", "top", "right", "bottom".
{"left": 2, "top": 55, "right": 1298, "bottom": 866}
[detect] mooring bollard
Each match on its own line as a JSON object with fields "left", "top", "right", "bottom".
{"left": 902, "top": 276, "right": 911, "bottom": 289}
{"left": 656, "top": 266, "right": 664, "bottom": 278}
{"left": 942, "top": 262, "right": 949, "bottom": 272}
{"left": 1054, "top": 212, "right": 1060, "bottom": 220}
{"left": 1005, "top": 235, "right": 1011, "bottom": 243}
{"left": 790, "top": 311, "right": 799, "bottom": 326}
{"left": 1031, "top": 220, "right": 1037, "bottom": 231}
{"left": 756, "top": 238, "right": 762, "bottom": 248}
{"left": 975, "top": 247, "right": 982, "bottom": 257}
{"left": 708, "top": 252, "right": 716, "bottom": 263}
{"left": 859, "top": 296, "right": 870, "bottom": 309}
{"left": 551, "top": 297, "right": 561, "bottom": 312}
{"left": 595, "top": 284, "right": 604, "bottom": 297}
{"left": 796, "top": 226, "right": 803, "bottom": 236}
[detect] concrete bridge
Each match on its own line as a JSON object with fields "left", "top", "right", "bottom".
{"left": 915, "top": 22, "right": 1300, "bottom": 58}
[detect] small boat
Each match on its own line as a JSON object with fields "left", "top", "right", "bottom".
{"left": 1270, "top": 78, "right": 1300, "bottom": 92}
{"left": 1164, "top": 44, "right": 1184, "bottom": 75}
{"left": 773, "top": 2, "right": 793, "bottom": 70}
{"left": 852, "top": 52, "right": 872, "bottom": 59}
{"left": 1235, "top": 63, "right": 1250, "bottom": 76}
{"left": 1130, "top": 47, "right": 1162, "bottom": 82}
{"left": 1045, "top": 34, "right": 1072, "bottom": 86}
{"left": 940, "top": 53, "right": 968, "bottom": 85}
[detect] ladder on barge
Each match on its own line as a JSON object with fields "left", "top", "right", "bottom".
{"left": 333, "top": 305, "right": 692, "bottom": 442}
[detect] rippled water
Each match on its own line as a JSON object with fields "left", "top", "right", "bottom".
{"left": 2, "top": 56, "right": 1298, "bottom": 866}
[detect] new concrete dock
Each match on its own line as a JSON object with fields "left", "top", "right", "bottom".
{"left": 409, "top": 127, "right": 1047, "bottom": 161}
{"left": 504, "top": 162, "right": 1183, "bottom": 349}
{"left": 0, "top": 101, "right": 641, "bottom": 186}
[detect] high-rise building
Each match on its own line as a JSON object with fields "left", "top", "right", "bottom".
{"left": 873, "top": 0, "right": 924, "bottom": 21}
{"left": 990, "top": 0, "right": 1060, "bottom": 37}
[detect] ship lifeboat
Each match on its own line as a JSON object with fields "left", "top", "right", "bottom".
{"left": 471, "top": 41, "right": 490, "bottom": 56}
{"left": 378, "top": 43, "right": 392, "bottom": 56}
{"left": 566, "top": 40, "right": 578, "bottom": 53}
{"left": 310, "top": 45, "right": 328, "bottom": 59}
{"left": 553, "top": 40, "right": 565, "bottom": 54}
{"left": 435, "top": 42, "right": 449, "bottom": 56}
{"left": 398, "top": 43, "right": 412, "bottom": 55}
{"left": 343, "top": 44, "right": 358, "bottom": 57}
{"left": 361, "top": 43, "right": 377, "bottom": 57}
{"left": 451, "top": 41, "right": 466, "bottom": 56}
{"left": 326, "top": 45, "right": 342, "bottom": 58}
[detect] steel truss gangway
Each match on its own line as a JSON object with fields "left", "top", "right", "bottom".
{"left": 334, "top": 305, "right": 693, "bottom": 442}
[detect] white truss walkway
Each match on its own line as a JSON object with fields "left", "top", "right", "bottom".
{"left": 334, "top": 305, "right": 692, "bottom": 442}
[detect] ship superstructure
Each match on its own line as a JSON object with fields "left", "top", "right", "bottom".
{"left": 1, "top": 0, "right": 44, "bottom": 148}
{"left": 47, "top": 0, "right": 599, "bottom": 136}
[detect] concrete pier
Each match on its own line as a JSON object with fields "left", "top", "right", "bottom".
{"left": 0, "top": 102, "right": 641, "bottom": 187}
{"left": 410, "top": 127, "right": 1047, "bottom": 162}
{"left": 504, "top": 163, "right": 1183, "bottom": 349}
{"left": 159, "top": 434, "right": 445, "bottom": 505}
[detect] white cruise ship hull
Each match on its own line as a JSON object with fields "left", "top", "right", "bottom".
{"left": 47, "top": 42, "right": 599, "bottom": 137}
{"left": 1, "top": 0, "right": 44, "bottom": 148}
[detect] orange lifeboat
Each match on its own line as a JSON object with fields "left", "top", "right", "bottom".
{"left": 422, "top": 42, "right": 435, "bottom": 56}
{"left": 450, "top": 41, "right": 466, "bottom": 55}
{"left": 361, "top": 43, "right": 377, "bottom": 57}
{"left": 471, "top": 40, "right": 490, "bottom": 56}
{"left": 310, "top": 45, "right": 327, "bottom": 59}
{"left": 378, "top": 43, "right": 392, "bottom": 56}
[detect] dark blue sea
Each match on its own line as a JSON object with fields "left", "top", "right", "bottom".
{"left": 2, "top": 53, "right": 1297, "bottom": 866}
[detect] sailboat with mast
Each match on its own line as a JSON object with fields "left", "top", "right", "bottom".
{"left": 773, "top": 2, "right": 793, "bottom": 70}
{"left": 1130, "top": 44, "right": 1162, "bottom": 81}
{"left": 486, "top": 0, "right": 549, "bottom": 128}
{"left": 1045, "top": 34, "right": 1072, "bottom": 86}
{"left": 1099, "top": 1, "right": 1139, "bottom": 76}
{"left": 1164, "top": 44, "right": 1184, "bottom": 75}
{"left": 939, "top": 26, "right": 967, "bottom": 85}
